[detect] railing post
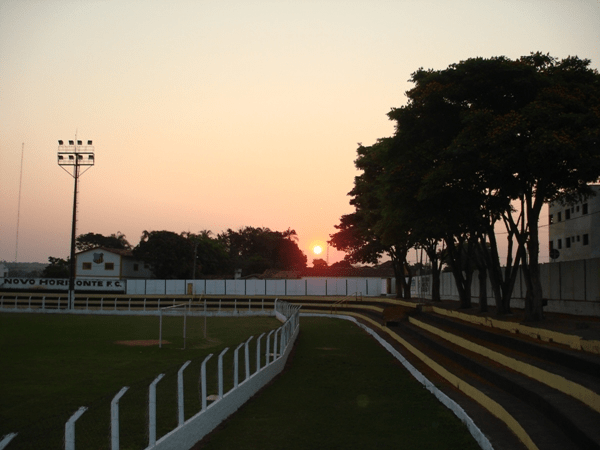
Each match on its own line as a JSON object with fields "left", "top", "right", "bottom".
{"left": 265, "top": 330, "right": 274, "bottom": 365}
{"left": 233, "top": 342, "right": 244, "bottom": 389}
{"left": 64, "top": 406, "right": 87, "bottom": 450}
{"left": 280, "top": 323, "right": 286, "bottom": 353}
{"left": 244, "top": 336, "right": 253, "bottom": 380}
{"left": 200, "top": 354, "right": 213, "bottom": 411}
{"left": 100, "top": 297, "right": 104, "bottom": 311}
{"left": 256, "top": 333, "right": 265, "bottom": 373}
{"left": 218, "top": 347, "right": 229, "bottom": 399}
{"left": 273, "top": 328, "right": 279, "bottom": 359}
{"left": 110, "top": 387, "right": 129, "bottom": 450}
{"left": 42, "top": 296, "right": 45, "bottom": 310}
{"left": 159, "top": 308, "right": 163, "bottom": 348}
{"left": 178, "top": 361, "right": 192, "bottom": 426}
{"left": 148, "top": 373, "right": 165, "bottom": 447}
{"left": 0, "top": 433, "right": 18, "bottom": 449}
{"left": 183, "top": 304, "right": 188, "bottom": 350}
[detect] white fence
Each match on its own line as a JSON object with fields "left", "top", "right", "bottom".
{"left": 0, "top": 300, "right": 300, "bottom": 450}
{"left": 412, "top": 258, "right": 600, "bottom": 316}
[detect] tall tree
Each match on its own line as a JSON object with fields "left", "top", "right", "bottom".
{"left": 330, "top": 139, "right": 414, "bottom": 298}
{"left": 384, "top": 53, "right": 600, "bottom": 320}
{"left": 218, "top": 227, "right": 306, "bottom": 276}
{"left": 134, "top": 230, "right": 194, "bottom": 279}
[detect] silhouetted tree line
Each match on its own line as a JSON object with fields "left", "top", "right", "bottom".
{"left": 44, "top": 226, "right": 307, "bottom": 280}
{"left": 330, "top": 53, "right": 600, "bottom": 322}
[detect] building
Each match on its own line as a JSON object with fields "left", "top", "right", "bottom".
{"left": 0, "top": 263, "right": 8, "bottom": 278}
{"left": 75, "top": 247, "right": 153, "bottom": 280}
{"left": 548, "top": 185, "right": 600, "bottom": 262}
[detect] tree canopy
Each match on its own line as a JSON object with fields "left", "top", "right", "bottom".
{"left": 76, "top": 232, "right": 131, "bottom": 252}
{"left": 333, "top": 52, "right": 600, "bottom": 320}
{"left": 217, "top": 227, "right": 307, "bottom": 275}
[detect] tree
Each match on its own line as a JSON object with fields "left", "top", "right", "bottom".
{"left": 330, "top": 139, "right": 414, "bottom": 299}
{"left": 41, "top": 257, "right": 69, "bottom": 278}
{"left": 133, "top": 230, "right": 194, "bottom": 279}
{"left": 182, "top": 231, "right": 230, "bottom": 277}
{"left": 312, "top": 258, "right": 328, "bottom": 269}
{"left": 217, "top": 227, "right": 307, "bottom": 276}
{"left": 76, "top": 232, "right": 131, "bottom": 252}
{"left": 383, "top": 53, "right": 600, "bottom": 320}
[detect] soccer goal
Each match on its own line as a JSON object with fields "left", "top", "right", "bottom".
{"left": 159, "top": 302, "right": 190, "bottom": 349}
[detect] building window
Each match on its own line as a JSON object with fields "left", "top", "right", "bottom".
{"left": 583, "top": 203, "right": 588, "bottom": 214}
{"left": 105, "top": 262, "right": 115, "bottom": 271}
{"left": 558, "top": 212, "right": 562, "bottom": 222}
{"left": 583, "top": 234, "right": 589, "bottom": 245}
{"left": 549, "top": 214, "right": 553, "bottom": 225}
{"left": 549, "top": 240, "right": 554, "bottom": 250}
{"left": 557, "top": 239, "right": 562, "bottom": 249}
{"left": 566, "top": 237, "right": 571, "bottom": 248}
{"left": 82, "top": 262, "right": 92, "bottom": 270}
{"left": 133, "top": 263, "right": 139, "bottom": 271}
{"left": 565, "top": 209, "right": 571, "bottom": 220}
{"left": 577, "top": 235, "right": 581, "bottom": 242}
{"left": 576, "top": 205, "right": 580, "bottom": 212}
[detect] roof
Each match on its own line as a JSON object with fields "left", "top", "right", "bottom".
{"left": 75, "top": 247, "right": 135, "bottom": 258}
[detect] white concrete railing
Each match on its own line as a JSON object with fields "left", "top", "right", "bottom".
{"left": 0, "top": 295, "right": 278, "bottom": 316}
{"left": 0, "top": 300, "right": 301, "bottom": 450}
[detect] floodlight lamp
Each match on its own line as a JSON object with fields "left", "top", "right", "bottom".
{"left": 88, "top": 155, "right": 94, "bottom": 160}
{"left": 77, "top": 140, "right": 82, "bottom": 145}
{"left": 69, "top": 140, "right": 74, "bottom": 145}
{"left": 87, "top": 140, "right": 92, "bottom": 145}
{"left": 58, "top": 140, "right": 64, "bottom": 145}
{"left": 58, "top": 155, "right": 64, "bottom": 160}
{"left": 69, "top": 155, "right": 74, "bottom": 160}
{"left": 77, "top": 155, "right": 83, "bottom": 160}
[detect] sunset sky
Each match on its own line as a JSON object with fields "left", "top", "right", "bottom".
{"left": 1, "top": 0, "right": 599, "bottom": 267}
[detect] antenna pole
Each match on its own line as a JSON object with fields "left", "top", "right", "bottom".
{"left": 15, "top": 143, "right": 25, "bottom": 262}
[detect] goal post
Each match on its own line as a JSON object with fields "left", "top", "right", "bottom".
{"left": 159, "top": 302, "right": 190, "bottom": 349}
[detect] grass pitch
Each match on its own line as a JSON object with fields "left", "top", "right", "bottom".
{"left": 196, "top": 317, "right": 482, "bottom": 450}
{"left": 1, "top": 313, "right": 481, "bottom": 450}
{"left": 0, "top": 312, "right": 281, "bottom": 449}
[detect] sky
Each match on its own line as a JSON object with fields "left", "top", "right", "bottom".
{"left": 1, "top": 0, "right": 599, "bottom": 267}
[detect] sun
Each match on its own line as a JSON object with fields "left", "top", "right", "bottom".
{"left": 313, "top": 245, "right": 323, "bottom": 255}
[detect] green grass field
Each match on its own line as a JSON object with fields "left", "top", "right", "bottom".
{"left": 197, "top": 317, "right": 481, "bottom": 450}
{"left": 1, "top": 313, "right": 481, "bottom": 450}
{"left": 0, "top": 312, "right": 281, "bottom": 449}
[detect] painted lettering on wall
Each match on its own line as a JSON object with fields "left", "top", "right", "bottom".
{"left": 0, "top": 278, "right": 124, "bottom": 291}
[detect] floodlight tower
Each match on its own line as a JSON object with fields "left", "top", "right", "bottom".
{"left": 57, "top": 138, "right": 95, "bottom": 309}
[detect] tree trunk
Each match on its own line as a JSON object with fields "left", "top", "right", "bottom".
{"left": 524, "top": 224, "right": 544, "bottom": 321}
{"left": 478, "top": 267, "right": 488, "bottom": 312}
{"left": 523, "top": 195, "right": 545, "bottom": 322}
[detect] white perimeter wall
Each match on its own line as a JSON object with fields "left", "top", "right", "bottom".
{"left": 126, "top": 277, "right": 383, "bottom": 297}
{"left": 413, "top": 258, "right": 600, "bottom": 316}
